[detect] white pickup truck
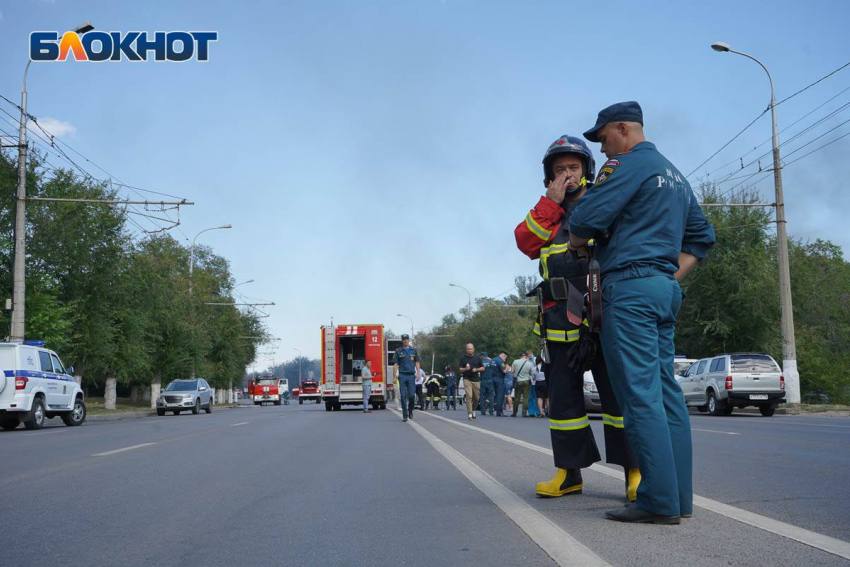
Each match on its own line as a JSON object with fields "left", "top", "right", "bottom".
{"left": 677, "top": 353, "right": 785, "bottom": 417}
{"left": 0, "top": 341, "right": 86, "bottom": 430}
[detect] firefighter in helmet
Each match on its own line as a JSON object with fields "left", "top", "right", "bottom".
{"left": 514, "top": 135, "right": 640, "bottom": 501}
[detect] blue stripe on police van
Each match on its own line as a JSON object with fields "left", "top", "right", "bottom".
{"left": 2, "top": 369, "right": 74, "bottom": 381}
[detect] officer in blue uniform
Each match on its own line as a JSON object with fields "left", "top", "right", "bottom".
{"left": 478, "top": 352, "right": 495, "bottom": 415}
{"left": 392, "top": 334, "right": 421, "bottom": 422}
{"left": 569, "top": 101, "right": 716, "bottom": 524}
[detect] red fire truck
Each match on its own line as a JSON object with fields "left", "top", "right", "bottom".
{"left": 321, "top": 324, "right": 395, "bottom": 411}
{"left": 293, "top": 379, "right": 321, "bottom": 404}
{"left": 247, "top": 375, "right": 288, "bottom": 406}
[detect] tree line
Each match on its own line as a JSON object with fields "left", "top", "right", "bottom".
{"left": 1, "top": 151, "right": 269, "bottom": 408}
{"left": 414, "top": 183, "right": 850, "bottom": 405}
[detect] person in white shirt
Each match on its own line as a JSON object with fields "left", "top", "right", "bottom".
{"left": 361, "top": 360, "right": 373, "bottom": 413}
{"left": 415, "top": 367, "right": 427, "bottom": 410}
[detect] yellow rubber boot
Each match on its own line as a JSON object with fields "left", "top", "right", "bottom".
{"left": 535, "top": 468, "right": 583, "bottom": 498}
{"left": 626, "top": 468, "right": 641, "bottom": 502}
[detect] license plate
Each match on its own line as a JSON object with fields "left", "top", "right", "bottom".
{"left": 749, "top": 394, "right": 768, "bottom": 400}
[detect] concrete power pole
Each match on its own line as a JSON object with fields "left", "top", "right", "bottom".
{"left": 711, "top": 42, "right": 800, "bottom": 404}
{"left": 10, "top": 62, "right": 31, "bottom": 341}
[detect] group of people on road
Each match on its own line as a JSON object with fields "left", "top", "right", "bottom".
{"left": 388, "top": 345, "right": 553, "bottom": 420}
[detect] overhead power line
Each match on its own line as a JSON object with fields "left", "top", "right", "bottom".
{"left": 713, "top": 101, "right": 850, "bottom": 186}
{"left": 776, "top": 60, "right": 850, "bottom": 106}
{"left": 783, "top": 131, "right": 850, "bottom": 167}
{"left": 0, "top": 93, "right": 193, "bottom": 237}
{"left": 687, "top": 59, "right": 850, "bottom": 178}
{"left": 707, "top": 84, "right": 850, "bottom": 179}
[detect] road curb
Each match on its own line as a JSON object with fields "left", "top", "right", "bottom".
{"left": 87, "top": 411, "right": 157, "bottom": 421}
{"left": 41, "top": 405, "right": 245, "bottom": 425}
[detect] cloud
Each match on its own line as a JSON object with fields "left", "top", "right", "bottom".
{"left": 28, "top": 116, "right": 76, "bottom": 138}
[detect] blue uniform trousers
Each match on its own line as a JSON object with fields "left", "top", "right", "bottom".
{"left": 445, "top": 384, "right": 457, "bottom": 409}
{"left": 599, "top": 274, "right": 692, "bottom": 517}
{"left": 479, "top": 379, "right": 495, "bottom": 414}
{"left": 398, "top": 373, "right": 416, "bottom": 419}
{"left": 493, "top": 377, "right": 505, "bottom": 415}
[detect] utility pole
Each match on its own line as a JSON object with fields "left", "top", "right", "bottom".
{"left": 9, "top": 62, "right": 30, "bottom": 341}
{"left": 711, "top": 42, "right": 800, "bottom": 404}
{"left": 10, "top": 22, "right": 95, "bottom": 341}
{"left": 294, "top": 347, "right": 302, "bottom": 387}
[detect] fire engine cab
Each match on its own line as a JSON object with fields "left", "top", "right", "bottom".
{"left": 247, "top": 375, "right": 288, "bottom": 406}
{"left": 321, "top": 324, "right": 392, "bottom": 411}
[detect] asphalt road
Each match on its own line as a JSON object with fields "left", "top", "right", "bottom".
{"left": 1, "top": 402, "right": 848, "bottom": 567}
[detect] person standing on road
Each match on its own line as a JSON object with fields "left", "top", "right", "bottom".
{"left": 444, "top": 366, "right": 458, "bottom": 410}
{"left": 527, "top": 365, "right": 540, "bottom": 417}
{"left": 393, "top": 334, "right": 421, "bottom": 422}
{"left": 492, "top": 352, "right": 508, "bottom": 416}
{"left": 478, "top": 352, "right": 495, "bottom": 416}
{"left": 569, "top": 102, "right": 716, "bottom": 524}
{"left": 532, "top": 358, "right": 548, "bottom": 418}
{"left": 511, "top": 351, "right": 533, "bottom": 417}
{"left": 361, "top": 360, "right": 373, "bottom": 413}
{"left": 504, "top": 366, "right": 514, "bottom": 415}
{"left": 514, "top": 134, "right": 640, "bottom": 502}
{"left": 415, "top": 366, "right": 427, "bottom": 410}
{"left": 459, "top": 343, "right": 484, "bottom": 420}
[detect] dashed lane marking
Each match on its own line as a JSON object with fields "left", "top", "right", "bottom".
{"left": 92, "top": 442, "right": 156, "bottom": 457}
{"left": 420, "top": 410, "right": 850, "bottom": 561}
{"left": 400, "top": 410, "right": 609, "bottom": 567}
{"left": 229, "top": 422, "right": 250, "bottom": 427}
{"left": 692, "top": 428, "right": 741, "bottom": 435}
{"left": 23, "top": 428, "right": 70, "bottom": 437}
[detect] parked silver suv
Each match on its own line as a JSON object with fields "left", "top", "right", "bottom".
{"left": 156, "top": 379, "right": 213, "bottom": 416}
{"left": 677, "top": 353, "right": 785, "bottom": 417}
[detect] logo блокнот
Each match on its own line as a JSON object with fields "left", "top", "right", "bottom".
{"left": 30, "top": 31, "right": 218, "bottom": 62}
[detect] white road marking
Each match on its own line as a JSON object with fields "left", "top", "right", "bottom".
{"left": 692, "top": 428, "right": 741, "bottom": 435}
{"left": 402, "top": 411, "right": 609, "bottom": 567}
{"left": 760, "top": 421, "right": 850, "bottom": 429}
{"left": 92, "top": 442, "right": 156, "bottom": 457}
{"left": 420, "top": 411, "right": 850, "bottom": 561}
{"left": 23, "top": 428, "right": 69, "bottom": 437}
{"left": 692, "top": 416, "right": 850, "bottom": 429}
{"left": 230, "top": 422, "right": 249, "bottom": 427}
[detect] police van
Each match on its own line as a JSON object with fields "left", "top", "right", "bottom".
{"left": 0, "top": 341, "right": 86, "bottom": 430}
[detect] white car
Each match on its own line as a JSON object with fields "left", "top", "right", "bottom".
{"left": 0, "top": 341, "right": 86, "bottom": 430}
{"left": 583, "top": 371, "right": 601, "bottom": 412}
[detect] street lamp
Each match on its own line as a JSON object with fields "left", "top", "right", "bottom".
{"left": 293, "top": 347, "right": 302, "bottom": 386}
{"left": 397, "top": 314, "right": 414, "bottom": 342}
{"left": 448, "top": 283, "right": 472, "bottom": 318}
{"left": 711, "top": 41, "right": 800, "bottom": 403}
{"left": 9, "top": 21, "right": 95, "bottom": 341}
{"left": 234, "top": 279, "right": 255, "bottom": 289}
{"left": 188, "top": 224, "right": 232, "bottom": 295}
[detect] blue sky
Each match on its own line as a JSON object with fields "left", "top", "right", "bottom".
{"left": 1, "top": 0, "right": 848, "bottom": 364}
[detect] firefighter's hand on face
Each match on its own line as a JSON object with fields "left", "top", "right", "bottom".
{"left": 546, "top": 171, "right": 570, "bottom": 205}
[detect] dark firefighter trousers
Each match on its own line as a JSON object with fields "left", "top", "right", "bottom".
{"left": 546, "top": 340, "right": 638, "bottom": 471}
{"left": 426, "top": 383, "right": 442, "bottom": 408}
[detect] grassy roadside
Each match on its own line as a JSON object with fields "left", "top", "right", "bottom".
{"left": 787, "top": 403, "right": 850, "bottom": 417}
{"left": 85, "top": 397, "right": 154, "bottom": 415}
{"left": 84, "top": 397, "right": 242, "bottom": 415}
